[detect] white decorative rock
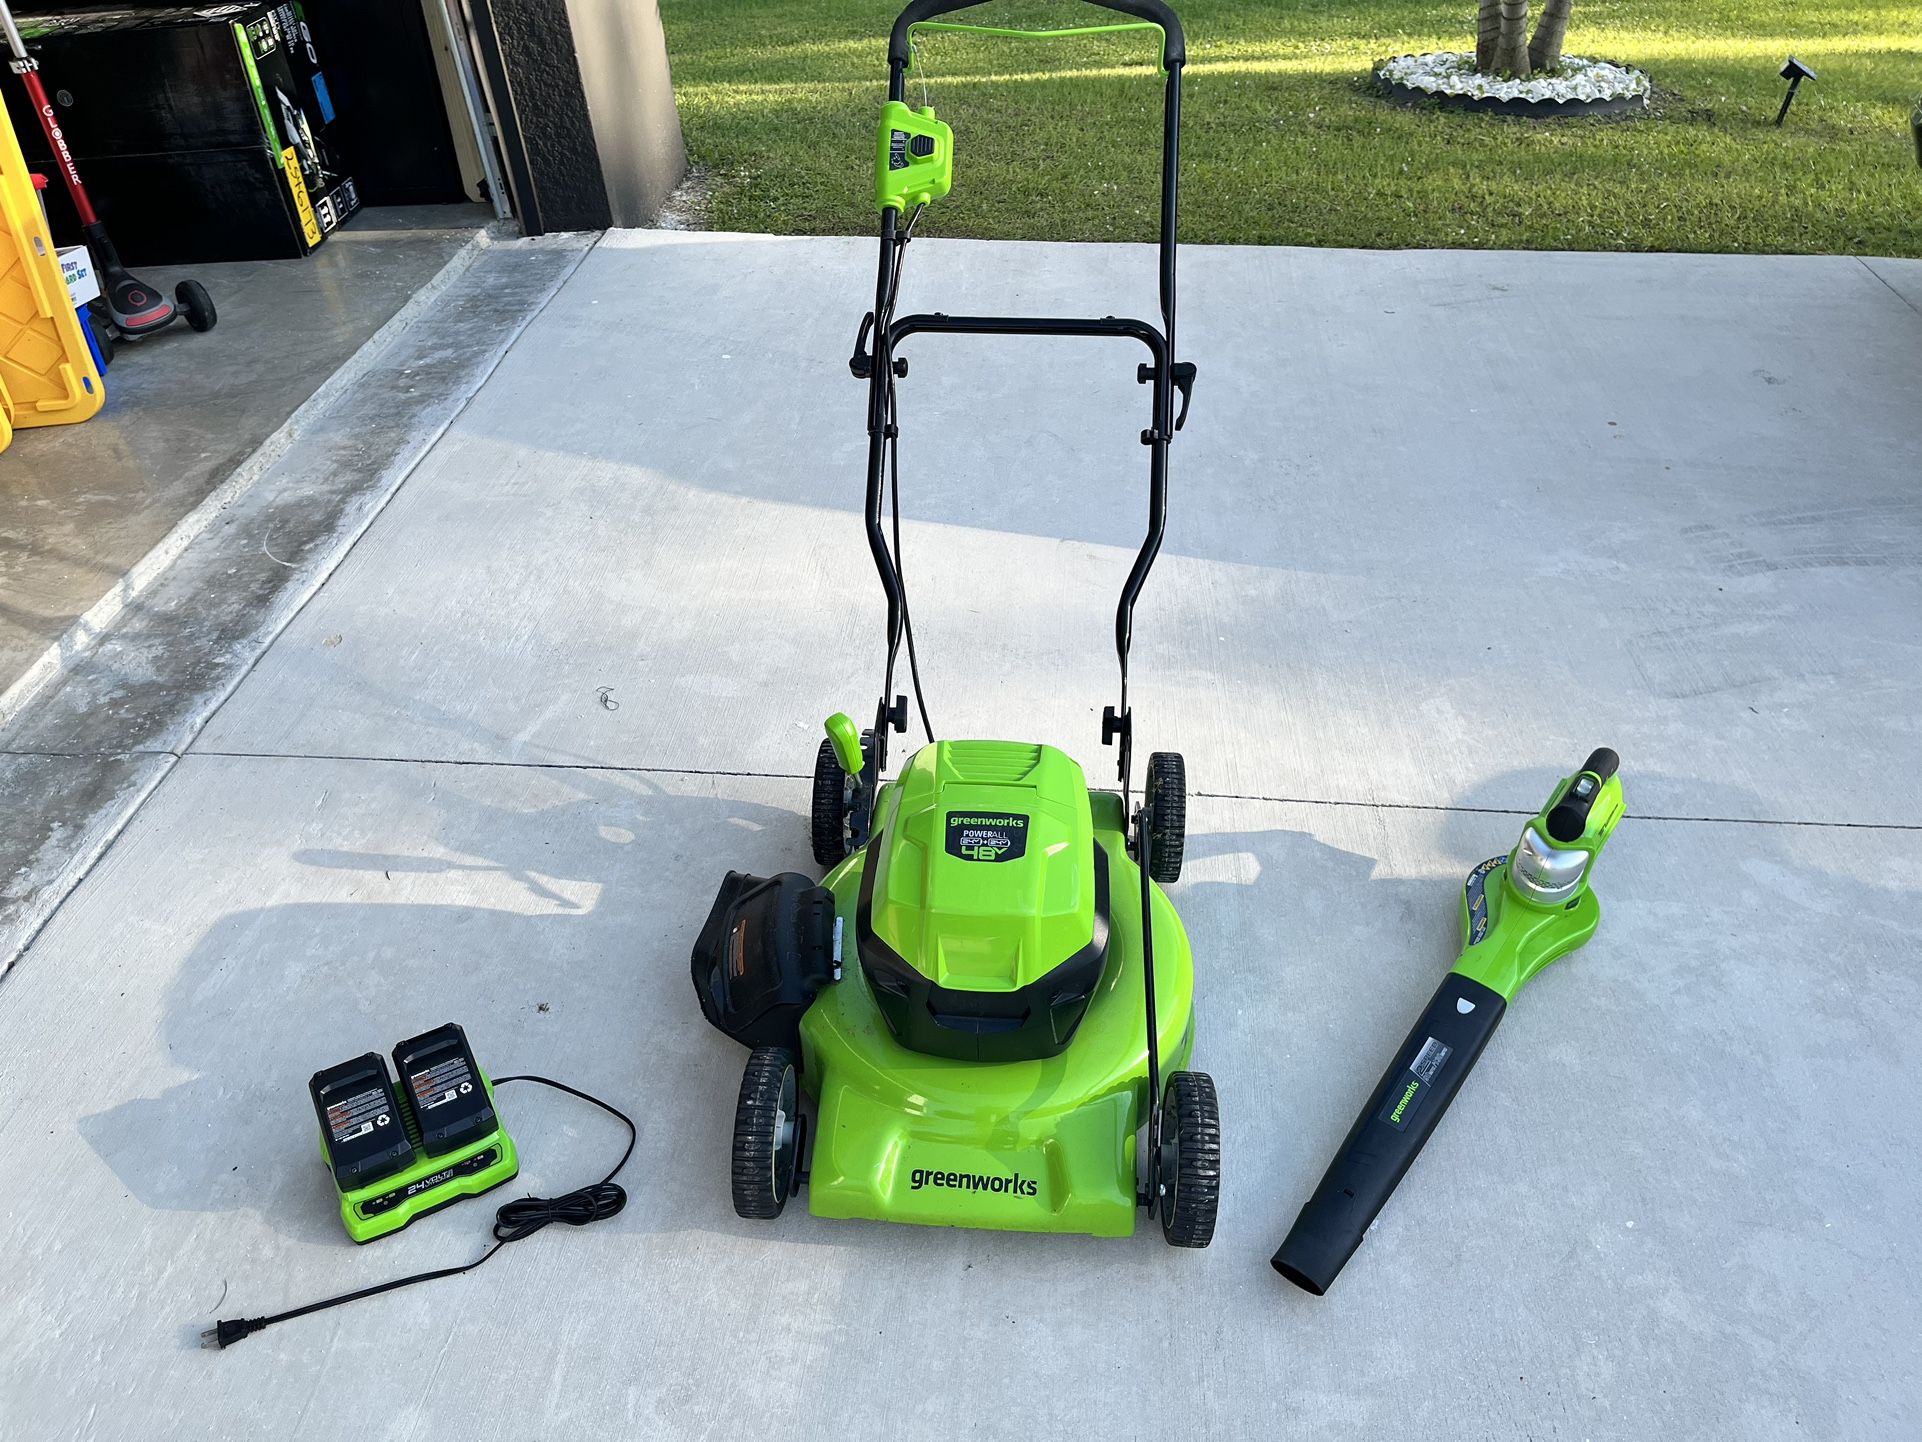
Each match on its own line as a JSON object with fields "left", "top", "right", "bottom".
{"left": 1377, "top": 51, "right": 1651, "bottom": 107}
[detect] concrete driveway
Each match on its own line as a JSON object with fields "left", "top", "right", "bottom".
{"left": 1, "top": 232, "right": 1918, "bottom": 1439}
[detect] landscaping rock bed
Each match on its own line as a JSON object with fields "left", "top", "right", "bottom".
{"left": 1377, "top": 51, "right": 1650, "bottom": 118}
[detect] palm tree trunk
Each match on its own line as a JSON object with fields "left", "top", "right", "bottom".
{"left": 1476, "top": 0, "right": 1501, "bottom": 72}
{"left": 1492, "top": 0, "right": 1531, "bottom": 77}
{"left": 1529, "top": 0, "right": 1573, "bottom": 72}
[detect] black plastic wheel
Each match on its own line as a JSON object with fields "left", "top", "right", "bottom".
{"left": 176, "top": 279, "right": 217, "bottom": 333}
{"left": 1144, "top": 751, "right": 1186, "bottom": 884}
{"left": 86, "top": 304, "right": 115, "bottom": 367}
{"left": 732, "top": 1046, "right": 802, "bottom": 1219}
{"left": 811, "top": 738, "right": 850, "bottom": 867}
{"left": 1158, "top": 1071, "right": 1220, "bottom": 1248}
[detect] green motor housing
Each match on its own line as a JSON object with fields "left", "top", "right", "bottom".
{"left": 857, "top": 741, "right": 1110, "bottom": 1062}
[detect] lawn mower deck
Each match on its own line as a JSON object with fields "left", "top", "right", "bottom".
{"left": 801, "top": 744, "right": 1196, "bottom": 1237}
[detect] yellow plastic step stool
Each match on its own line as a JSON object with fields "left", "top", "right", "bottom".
{"left": 0, "top": 88, "right": 103, "bottom": 435}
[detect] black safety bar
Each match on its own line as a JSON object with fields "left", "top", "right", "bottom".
{"left": 887, "top": 0, "right": 1186, "bottom": 68}
{"left": 861, "top": 2, "right": 1186, "bottom": 803}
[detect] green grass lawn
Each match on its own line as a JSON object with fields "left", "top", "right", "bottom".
{"left": 657, "top": 0, "right": 1922, "bottom": 254}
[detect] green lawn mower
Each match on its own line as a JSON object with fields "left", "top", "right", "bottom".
{"left": 691, "top": 0, "right": 1218, "bottom": 1246}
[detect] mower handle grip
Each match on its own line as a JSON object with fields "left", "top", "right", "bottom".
{"left": 888, "top": 0, "right": 1185, "bottom": 68}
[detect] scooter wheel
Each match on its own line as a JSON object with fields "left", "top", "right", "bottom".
{"left": 1145, "top": 751, "right": 1186, "bottom": 884}
{"left": 176, "top": 280, "right": 218, "bottom": 333}
{"left": 811, "top": 739, "right": 851, "bottom": 867}
{"left": 86, "top": 306, "right": 116, "bottom": 367}
{"left": 733, "top": 1046, "right": 803, "bottom": 1219}
{"left": 1158, "top": 1071, "right": 1220, "bottom": 1248}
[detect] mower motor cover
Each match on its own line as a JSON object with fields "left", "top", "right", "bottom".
{"left": 691, "top": 871, "right": 839, "bottom": 1053}
{"left": 857, "top": 741, "right": 1111, "bottom": 1063}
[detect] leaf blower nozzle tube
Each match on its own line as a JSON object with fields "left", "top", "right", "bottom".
{"left": 1271, "top": 971, "right": 1506, "bottom": 1295}
{"left": 1545, "top": 748, "right": 1618, "bottom": 843}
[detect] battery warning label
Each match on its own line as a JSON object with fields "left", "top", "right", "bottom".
{"left": 409, "top": 1057, "right": 476, "bottom": 1113}
{"left": 1409, "top": 1036, "right": 1451, "bottom": 1084}
{"left": 326, "top": 1085, "right": 391, "bottom": 1144}
{"left": 1379, "top": 1036, "right": 1453, "bottom": 1132}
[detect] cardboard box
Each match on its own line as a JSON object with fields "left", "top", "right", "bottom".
{"left": 58, "top": 245, "right": 100, "bottom": 307}
{"left": 5, "top": 4, "right": 360, "bottom": 263}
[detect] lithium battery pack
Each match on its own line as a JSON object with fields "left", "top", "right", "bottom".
{"left": 395, "top": 1023, "right": 501, "bottom": 1157}
{"left": 310, "top": 1053, "right": 414, "bottom": 1191}
{"left": 310, "top": 1026, "right": 519, "bottom": 1243}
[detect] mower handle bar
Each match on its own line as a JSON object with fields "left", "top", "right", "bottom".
{"left": 888, "top": 0, "right": 1185, "bottom": 68}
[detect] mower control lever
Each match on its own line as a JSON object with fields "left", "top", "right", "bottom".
{"left": 850, "top": 313, "right": 876, "bottom": 378}
{"left": 850, "top": 312, "right": 909, "bottom": 380}
{"left": 1137, "top": 360, "right": 1197, "bottom": 430}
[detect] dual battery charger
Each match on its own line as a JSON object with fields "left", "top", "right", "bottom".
{"left": 204, "top": 1023, "right": 633, "bottom": 1348}
{"left": 310, "top": 1023, "right": 519, "bottom": 1243}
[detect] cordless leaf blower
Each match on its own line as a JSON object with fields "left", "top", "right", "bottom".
{"left": 1272, "top": 749, "right": 1625, "bottom": 1294}
{"left": 2, "top": 0, "right": 216, "bottom": 341}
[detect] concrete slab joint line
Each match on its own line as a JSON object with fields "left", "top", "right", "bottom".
{"left": 0, "top": 229, "right": 600, "bottom": 976}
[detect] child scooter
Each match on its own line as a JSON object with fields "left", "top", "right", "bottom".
{"left": 2, "top": 0, "right": 216, "bottom": 348}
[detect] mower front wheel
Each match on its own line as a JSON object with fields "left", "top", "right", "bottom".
{"left": 1145, "top": 751, "right": 1187, "bottom": 884}
{"left": 1157, "top": 1070, "right": 1220, "bottom": 1248}
{"left": 732, "top": 1046, "right": 803, "bottom": 1219}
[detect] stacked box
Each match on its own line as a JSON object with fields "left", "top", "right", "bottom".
{"left": 4, "top": 3, "right": 360, "bottom": 262}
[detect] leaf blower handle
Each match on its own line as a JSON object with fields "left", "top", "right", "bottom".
{"left": 1271, "top": 971, "right": 1506, "bottom": 1295}
{"left": 887, "top": 0, "right": 1186, "bottom": 67}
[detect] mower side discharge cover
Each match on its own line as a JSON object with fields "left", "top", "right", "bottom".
{"left": 691, "top": 871, "right": 838, "bottom": 1053}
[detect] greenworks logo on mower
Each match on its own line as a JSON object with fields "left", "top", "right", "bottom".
{"left": 944, "top": 812, "right": 1030, "bottom": 863}
{"left": 909, "top": 1166, "right": 1039, "bottom": 1198}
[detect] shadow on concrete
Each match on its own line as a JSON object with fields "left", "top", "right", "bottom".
{"left": 67, "top": 755, "right": 1410, "bottom": 1264}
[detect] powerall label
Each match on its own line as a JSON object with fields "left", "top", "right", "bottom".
{"left": 1378, "top": 1035, "right": 1453, "bottom": 1131}
{"left": 945, "top": 812, "right": 1029, "bottom": 863}
{"left": 282, "top": 148, "right": 322, "bottom": 246}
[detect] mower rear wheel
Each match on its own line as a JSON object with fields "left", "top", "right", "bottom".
{"left": 811, "top": 739, "right": 850, "bottom": 867}
{"left": 732, "top": 1047, "right": 803, "bottom": 1219}
{"left": 1158, "top": 1070, "right": 1220, "bottom": 1248}
{"left": 1145, "top": 751, "right": 1186, "bottom": 884}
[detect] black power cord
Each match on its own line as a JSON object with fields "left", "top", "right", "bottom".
{"left": 879, "top": 204, "right": 935, "bottom": 744}
{"left": 886, "top": 378, "right": 935, "bottom": 744}
{"left": 203, "top": 1074, "right": 635, "bottom": 1349}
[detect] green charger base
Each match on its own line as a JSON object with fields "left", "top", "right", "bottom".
{"left": 324, "top": 1076, "right": 520, "bottom": 1243}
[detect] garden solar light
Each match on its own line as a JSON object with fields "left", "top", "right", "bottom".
{"left": 1775, "top": 56, "right": 1816, "bottom": 127}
